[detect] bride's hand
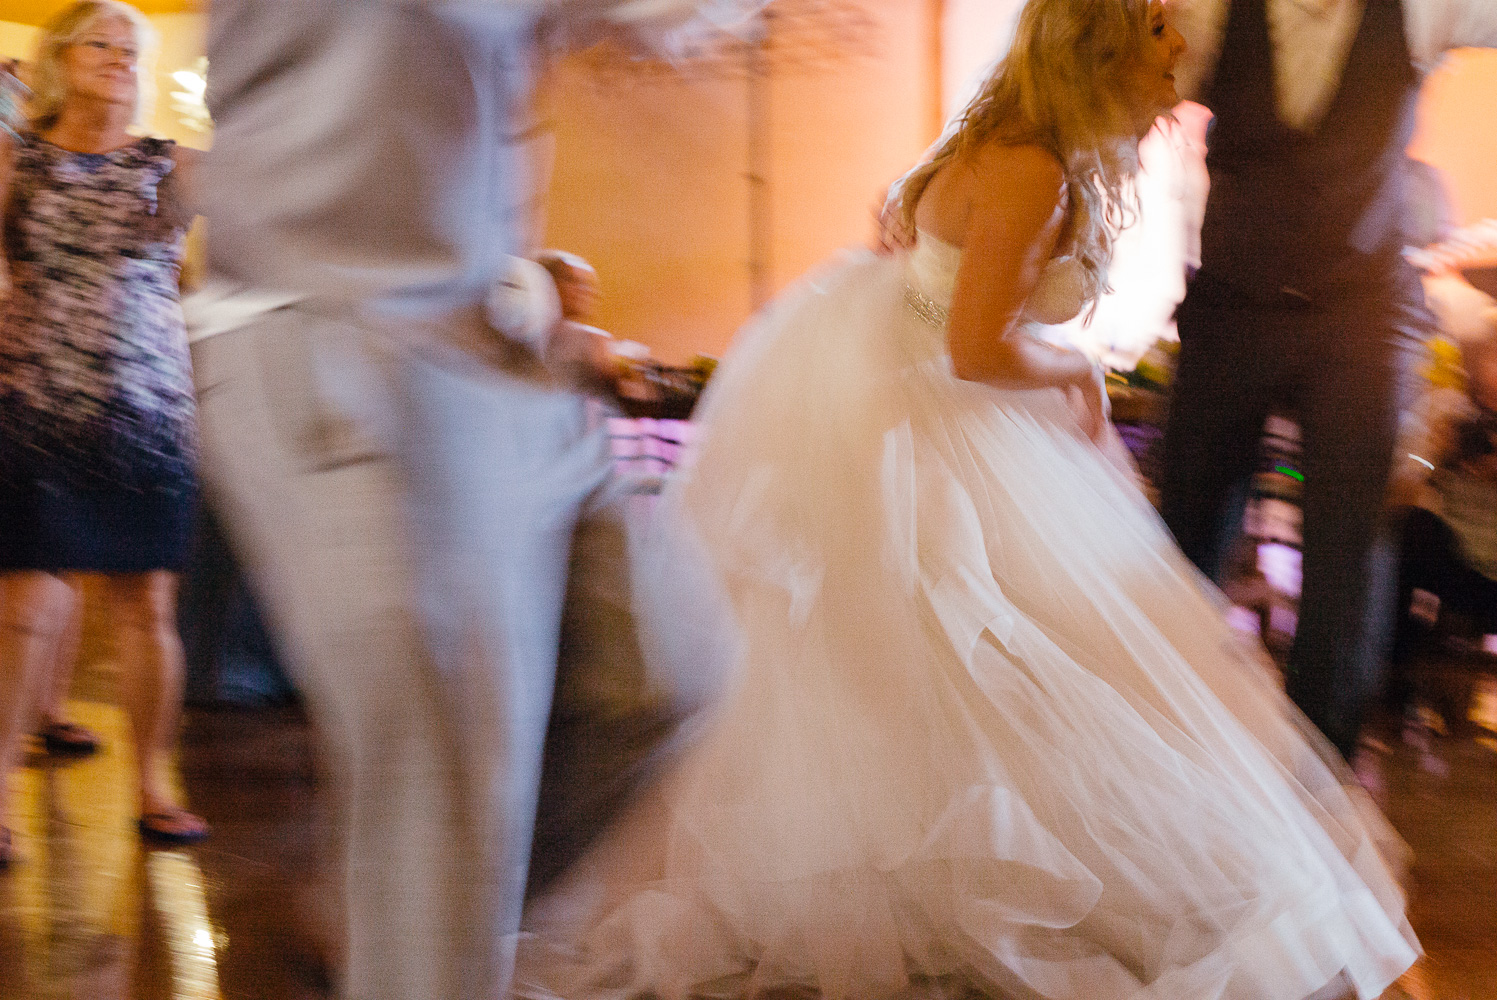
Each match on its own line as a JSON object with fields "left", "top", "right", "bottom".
{"left": 1069, "top": 359, "right": 1111, "bottom": 444}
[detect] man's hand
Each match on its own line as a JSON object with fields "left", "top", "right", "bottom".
{"left": 546, "top": 319, "right": 626, "bottom": 396}
{"left": 873, "top": 191, "right": 915, "bottom": 256}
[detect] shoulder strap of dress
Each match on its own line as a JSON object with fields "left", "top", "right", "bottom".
{"left": 131, "top": 136, "right": 179, "bottom": 183}
{"left": 9, "top": 130, "right": 45, "bottom": 172}
{"left": 137, "top": 135, "right": 176, "bottom": 157}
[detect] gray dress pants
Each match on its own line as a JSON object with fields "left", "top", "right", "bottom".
{"left": 192, "top": 306, "right": 621, "bottom": 1000}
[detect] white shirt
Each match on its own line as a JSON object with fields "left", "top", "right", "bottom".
{"left": 1171, "top": 0, "right": 1497, "bottom": 130}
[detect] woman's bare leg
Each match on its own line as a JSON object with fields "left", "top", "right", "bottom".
{"left": 0, "top": 571, "right": 76, "bottom": 860}
{"left": 102, "top": 570, "right": 206, "bottom": 839}
{"left": 34, "top": 576, "right": 98, "bottom": 754}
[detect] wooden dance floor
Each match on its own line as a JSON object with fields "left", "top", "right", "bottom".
{"left": 2, "top": 649, "right": 1496, "bottom": 999}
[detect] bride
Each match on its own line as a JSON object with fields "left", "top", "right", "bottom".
{"left": 516, "top": 0, "right": 1420, "bottom": 997}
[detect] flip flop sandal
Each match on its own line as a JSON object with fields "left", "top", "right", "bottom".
{"left": 138, "top": 812, "right": 211, "bottom": 846}
{"left": 38, "top": 721, "right": 102, "bottom": 756}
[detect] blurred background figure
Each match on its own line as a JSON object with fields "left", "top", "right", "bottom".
{"left": 0, "top": 0, "right": 206, "bottom": 871}
{"left": 1405, "top": 157, "right": 1457, "bottom": 252}
{"left": 1161, "top": 0, "right": 1497, "bottom": 760}
{"left": 176, "top": 504, "right": 297, "bottom": 707}
{"left": 1387, "top": 319, "right": 1497, "bottom": 718}
{"left": 187, "top": 2, "right": 762, "bottom": 999}
{"left": 534, "top": 249, "right": 621, "bottom": 397}
{"left": 538, "top": 250, "right": 599, "bottom": 321}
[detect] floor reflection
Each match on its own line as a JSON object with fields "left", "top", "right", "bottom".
{"left": 1, "top": 699, "right": 222, "bottom": 1000}
{"left": 3, "top": 655, "right": 1496, "bottom": 999}
{"left": 1360, "top": 653, "right": 1497, "bottom": 1000}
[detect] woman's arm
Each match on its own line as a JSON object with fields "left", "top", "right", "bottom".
{"left": 1, "top": 131, "right": 15, "bottom": 291}
{"left": 160, "top": 144, "right": 201, "bottom": 231}
{"left": 1, "top": 131, "right": 13, "bottom": 196}
{"left": 945, "top": 144, "right": 1100, "bottom": 395}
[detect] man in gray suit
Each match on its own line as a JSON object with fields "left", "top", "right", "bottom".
{"left": 187, "top": 3, "right": 755, "bottom": 999}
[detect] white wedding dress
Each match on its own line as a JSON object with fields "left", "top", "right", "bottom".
{"left": 514, "top": 234, "right": 1420, "bottom": 1000}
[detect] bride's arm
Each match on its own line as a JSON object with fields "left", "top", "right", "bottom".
{"left": 945, "top": 144, "right": 1098, "bottom": 397}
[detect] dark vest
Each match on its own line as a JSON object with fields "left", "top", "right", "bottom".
{"left": 1196, "top": 0, "right": 1422, "bottom": 306}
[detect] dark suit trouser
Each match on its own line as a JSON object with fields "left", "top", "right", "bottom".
{"left": 1161, "top": 286, "right": 1419, "bottom": 759}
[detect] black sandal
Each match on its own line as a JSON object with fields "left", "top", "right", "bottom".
{"left": 38, "top": 721, "right": 102, "bottom": 756}
{"left": 138, "top": 810, "right": 211, "bottom": 846}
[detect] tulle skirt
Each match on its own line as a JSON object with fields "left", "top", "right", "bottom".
{"left": 515, "top": 251, "right": 1419, "bottom": 1000}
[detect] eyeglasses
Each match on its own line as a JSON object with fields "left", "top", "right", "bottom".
{"left": 73, "top": 39, "right": 139, "bottom": 62}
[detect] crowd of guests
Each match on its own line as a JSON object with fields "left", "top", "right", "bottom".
{"left": 1388, "top": 298, "right": 1497, "bottom": 715}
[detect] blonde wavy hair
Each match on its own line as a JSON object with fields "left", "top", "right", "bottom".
{"left": 27, "top": 0, "right": 156, "bottom": 134}
{"left": 897, "top": 0, "right": 1160, "bottom": 309}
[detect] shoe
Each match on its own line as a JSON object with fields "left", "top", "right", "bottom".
{"left": 138, "top": 810, "right": 211, "bottom": 846}
{"left": 38, "top": 721, "right": 102, "bottom": 757}
{"left": 0, "top": 827, "right": 13, "bottom": 870}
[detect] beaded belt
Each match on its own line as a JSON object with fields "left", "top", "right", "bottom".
{"left": 903, "top": 284, "right": 949, "bottom": 328}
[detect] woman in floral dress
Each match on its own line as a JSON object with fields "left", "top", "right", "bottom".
{"left": 0, "top": 0, "right": 208, "bottom": 867}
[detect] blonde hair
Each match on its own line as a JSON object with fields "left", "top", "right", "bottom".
{"left": 28, "top": 1, "right": 156, "bottom": 133}
{"left": 897, "top": 0, "right": 1158, "bottom": 309}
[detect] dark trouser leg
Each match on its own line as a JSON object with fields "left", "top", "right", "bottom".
{"left": 176, "top": 503, "right": 236, "bottom": 705}
{"left": 1160, "top": 299, "right": 1271, "bottom": 583}
{"left": 1387, "top": 506, "right": 1455, "bottom": 709}
{"left": 178, "top": 502, "right": 296, "bottom": 707}
{"left": 1286, "top": 321, "right": 1411, "bottom": 759}
{"left": 1438, "top": 545, "right": 1497, "bottom": 631}
{"left": 528, "top": 492, "right": 679, "bottom": 897}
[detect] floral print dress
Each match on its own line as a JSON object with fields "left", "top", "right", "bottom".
{"left": 1, "top": 134, "right": 196, "bottom": 571}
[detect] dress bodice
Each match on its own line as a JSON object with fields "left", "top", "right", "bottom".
{"left": 906, "top": 229, "right": 1089, "bottom": 329}
{"left": 0, "top": 134, "right": 195, "bottom": 488}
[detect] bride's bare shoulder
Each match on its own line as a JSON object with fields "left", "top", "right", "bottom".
{"left": 917, "top": 142, "right": 1064, "bottom": 244}
{"left": 966, "top": 142, "right": 1065, "bottom": 203}
{"left": 961, "top": 142, "right": 1070, "bottom": 259}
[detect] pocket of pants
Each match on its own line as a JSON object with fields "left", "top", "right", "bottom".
{"left": 251, "top": 309, "right": 393, "bottom": 474}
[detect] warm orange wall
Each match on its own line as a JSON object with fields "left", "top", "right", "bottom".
{"left": 540, "top": 66, "right": 755, "bottom": 365}
{"left": 767, "top": 0, "right": 942, "bottom": 293}
{"left": 2, "top": 1, "right": 197, "bottom": 25}
{"left": 543, "top": 0, "right": 941, "bottom": 363}
{"left": 1411, "top": 49, "right": 1497, "bottom": 226}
